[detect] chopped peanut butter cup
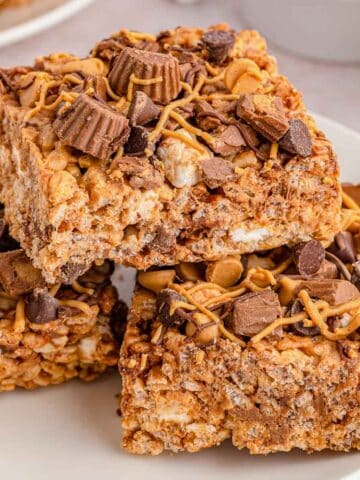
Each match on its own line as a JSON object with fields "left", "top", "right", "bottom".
{"left": 53, "top": 93, "right": 129, "bottom": 160}
{"left": 236, "top": 93, "right": 289, "bottom": 142}
{"left": 108, "top": 47, "right": 181, "bottom": 104}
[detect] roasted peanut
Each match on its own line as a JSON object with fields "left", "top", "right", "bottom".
{"left": 137, "top": 269, "right": 176, "bottom": 294}
{"left": 224, "top": 58, "right": 262, "bottom": 94}
{"left": 186, "top": 313, "right": 219, "bottom": 344}
{"left": 176, "top": 262, "right": 203, "bottom": 282}
{"left": 205, "top": 256, "right": 243, "bottom": 287}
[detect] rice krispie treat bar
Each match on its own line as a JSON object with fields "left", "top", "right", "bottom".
{"left": 0, "top": 25, "right": 341, "bottom": 283}
{"left": 120, "top": 187, "right": 360, "bottom": 455}
{"left": 0, "top": 217, "right": 128, "bottom": 392}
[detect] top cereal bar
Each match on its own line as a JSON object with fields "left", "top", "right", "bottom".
{"left": 0, "top": 25, "right": 341, "bottom": 283}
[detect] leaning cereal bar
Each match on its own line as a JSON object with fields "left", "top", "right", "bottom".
{"left": 0, "top": 25, "right": 340, "bottom": 283}
{"left": 120, "top": 186, "right": 360, "bottom": 455}
{"left": 0, "top": 217, "right": 127, "bottom": 391}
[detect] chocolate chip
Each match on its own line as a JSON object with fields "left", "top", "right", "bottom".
{"left": 124, "top": 126, "right": 148, "bottom": 155}
{"left": 351, "top": 260, "right": 360, "bottom": 289}
{"left": 201, "top": 157, "right": 235, "bottom": 189}
{"left": 287, "top": 299, "right": 320, "bottom": 337}
{"left": 109, "top": 300, "right": 129, "bottom": 345}
{"left": 292, "top": 240, "right": 325, "bottom": 277}
{"left": 156, "top": 288, "right": 189, "bottom": 327}
{"left": 328, "top": 232, "right": 356, "bottom": 264}
{"left": 25, "top": 288, "right": 58, "bottom": 324}
{"left": 236, "top": 94, "right": 289, "bottom": 143}
{"left": 128, "top": 91, "right": 161, "bottom": 126}
{"left": 279, "top": 119, "right": 312, "bottom": 157}
{"left": 202, "top": 30, "right": 235, "bottom": 65}
{"left": 225, "top": 290, "right": 282, "bottom": 337}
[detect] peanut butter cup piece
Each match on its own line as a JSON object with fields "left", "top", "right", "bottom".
{"left": 279, "top": 118, "right": 312, "bottom": 157}
{"left": 53, "top": 93, "right": 129, "bottom": 160}
{"left": 202, "top": 29, "right": 235, "bottom": 65}
{"left": 201, "top": 157, "right": 235, "bottom": 189}
{"left": 108, "top": 47, "right": 181, "bottom": 104}
{"left": 124, "top": 126, "right": 148, "bottom": 155}
{"left": 128, "top": 91, "right": 161, "bottom": 126}
{"left": 236, "top": 94, "right": 289, "bottom": 142}
{"left": 296, "top": 279, "right": 359, "bottom": 305}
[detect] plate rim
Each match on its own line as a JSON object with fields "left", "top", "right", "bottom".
{"left": 0, "top": 0, "right": 95, "bottom": 48}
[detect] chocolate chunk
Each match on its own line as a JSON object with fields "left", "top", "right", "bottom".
{"left": 225, "top": 291, "right": 282, "bottom": 337}
{"left": 292, "top": 240, "right": 325, "bottom": 277}
{"left": 328, "top": 232, "right": 356, "bottom": 264}
{"left": 287, "top": 299, "right": 320, "bottom": 336}
{"left": 351, "top": 260, "right": 360, "bottom": 289}
{"left": 0, "top": 249, "right": 45, "bottom": 296}
{"left": 236, "top": 94, "right": 289, "bottom": 142}
{"left": 25, "top": 288, "right": 58, "bottom": 324}
{"left": 201, "top": 157, "right": 235, "bottom": 189}
{"left": 194, "top": 100, "right": 222, "bottom": 131}
{"left": 156, "top": 288, "right": 189, "bottom": 327}
{"left": 124, "top": 126, "right": 148, "bottom": 155}
{"left": 324, "top": 251, "right": 350, "bottom": 281}
{"left": 114, "top": 156, "right": 163, "bottom": 190}
{"left": 297, "top": 279, "right": 359, "bottom": 305}
{"left": 53, "top": 93, "right": 130, "bottom": 161}
{"left": 312, "top": 259, "right": 338, "bottom": 279}
{"left": 109, "top": 300, "right": 129, "bottom": 345}
{"left": 279, "top": 118, "right": 312, "bottom": 157}
{"left": 109, "top": 47, "right": 181, "bottom": 104}
{"left": 202, "top": 30, "right": 235, "bottom": 65}
{"left": 342, "top": 183, "right": 360, "bottom": 206}
{"left": 210, "top": 125, "right": 246, "bottom": 156}
{"left": 128, "top": 91, "right": 161, "bottom": 126}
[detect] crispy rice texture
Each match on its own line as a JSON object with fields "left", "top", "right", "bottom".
{"left": 0, "top": 28, "right": 341, "bottom": 283}
{"left": 0, "top": 269, "right": 119, "bottom": 391}
{"left": 120, "top": 288, "right": 360, "bottom": 455}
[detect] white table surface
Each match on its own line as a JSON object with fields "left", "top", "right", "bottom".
{"left": 0, "top": 0, "right": 359, "bottom": 132}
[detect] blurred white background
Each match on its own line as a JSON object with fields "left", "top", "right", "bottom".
{"left": 0, "top": 0, "right": 359, "bottom": 130}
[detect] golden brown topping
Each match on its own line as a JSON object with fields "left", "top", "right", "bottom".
{"left": 0, "top": 250, "right": 45, "bottom": 296}
{"left": 225, "top": 290, "right": 282, "bottom": 337}
{"left": 279, "top": 118, "right": 312, "bottom": 157}
{"left": 205, "top": 256, "right": 244, "bottom": 288}
{"left": 108, "top": 47, "right": 181, "bottom": 104}
{"left": 292, "top": 240, "right": 325, "bottom": 277}
{"left": 128, "top": 91, "right": 161, "bottom": 126}
{"left": 297, "top": 279, "right": 359, "bottom": 306}
{"left": 236, "top": 94, "right": 289, "bottom": 142}
{"left": 138, "top": 269, "right": 176, "bottom": 293}
{"left": 53, "top": 93, "right": 130, "bottom": 160}
{"left": 185, "top": 312, "right": 219, "bottom": 344}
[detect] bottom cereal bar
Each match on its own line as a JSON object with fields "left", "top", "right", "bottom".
{"left": 120, "top": 187, "right": 360, "bottom": 455}
{"left": 0, "top": 219, "right": 128, "bottom": 391}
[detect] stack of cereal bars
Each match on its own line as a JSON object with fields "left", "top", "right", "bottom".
{"left": 0, "top": 24, "right": 358, "bottom": 454}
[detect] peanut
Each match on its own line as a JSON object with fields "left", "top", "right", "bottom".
{"left": 186, "top": 313, "right": 219, "bottom": 344}
{"left": 137, "top": 269, "right": 176, "bottom": 294}
{"left": 205, "top": 256, "right": 243, "bottom": 288}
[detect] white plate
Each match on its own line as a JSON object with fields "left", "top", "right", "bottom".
{"left": 1, "top": 114, "right": 359, "bottom": 480}
{"left": 0, "top": 0, "right": 95, "bottom": 48}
